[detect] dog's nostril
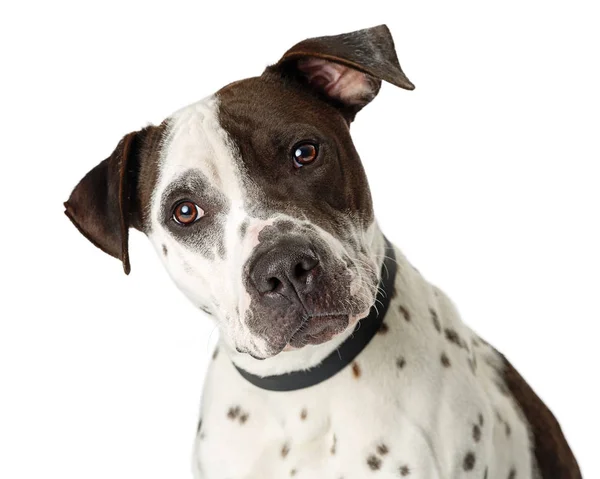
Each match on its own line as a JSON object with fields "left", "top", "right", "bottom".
{"left": 294, "top": 257, "right": 319, "bottom": 281}
{"left": 266, "top": 277, "right": 283, "bottom": 293}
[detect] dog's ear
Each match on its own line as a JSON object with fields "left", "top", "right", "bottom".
{"left": 64, "top": 129, "right": 149, "bottom": 275}
{"left": 269, "top": 24, "right": 414, "bottom": 119}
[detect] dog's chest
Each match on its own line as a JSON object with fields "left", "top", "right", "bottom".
{"left": 194, "top": 261, "right": 536, "bottom": 479}
{"left": 195, "top": 352, "right": 443, "bottom": 479}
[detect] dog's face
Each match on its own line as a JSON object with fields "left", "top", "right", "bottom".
{"left": 65, "top": 25, "right": 413, "bottom": 359}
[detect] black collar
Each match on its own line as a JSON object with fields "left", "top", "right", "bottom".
{"left": 234, "top": 237, "right": 397, "bottom": 392}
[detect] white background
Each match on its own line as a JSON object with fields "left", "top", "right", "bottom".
{"left": 1, "top": 1, "right": 598, "bottom": 478}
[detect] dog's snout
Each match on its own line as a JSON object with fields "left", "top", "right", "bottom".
{"left": 250, "top": 239, "right": 320, "bottom": 299}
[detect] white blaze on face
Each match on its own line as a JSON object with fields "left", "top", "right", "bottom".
{"left": 147, "top": 96, "right": 255, "bottom": 349}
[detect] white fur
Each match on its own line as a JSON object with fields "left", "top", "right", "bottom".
{"left": 193, "top": 246, "right": 536, "bottom": 478}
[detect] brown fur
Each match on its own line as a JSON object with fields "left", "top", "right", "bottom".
{"left": 64, "top": 122, "right": 167, "bottom": 273}
{"left": 500, "top": 354, "right": 582, "bottom": 478}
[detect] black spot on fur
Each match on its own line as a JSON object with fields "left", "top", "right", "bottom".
{"left": 399, "top": 305, "right": 410, "bottom": 321}
{"left": 463, "top": 452, "right": 476, "bottom": 471}
{"left": 376, "top": 443, "right": 389, "bottom": 455}
{"left": 352, "top": 361, "right": 361, "bottom": 378}
{"left": 444, "top": 328, "right": 466, "bottom": 349}
{"left": 290, "top": 469, "right": 297, "bottom": 476}
{"left": 300, "top": 408, "right": 307, "bottom": 420}
{"left": 396, "top": 357, "right": 406, "bottom": 369}
{"left": 508, "top": 468, "right": 516, "bottom": 479}
{"left": 473, "top": 424, "right": 481, "bottom": 442}
{"left": 441, "top": 352, "right": 451, "bottom": 367}
{"left": 430, "top": 307, "right": 441, "bottom": 332}
{"left": 281, "top": 443, "right": 290, "bottom": 458}
{"left": 239, "top": 413, "right": 249, "bottom": 424}
{"left": 212, "top": 347, "right": 219, "bottom": 360}
{"left": 162, "top": 244, "right": 168, "bottom": 256}
{"left": 331, "top": 434, "right": 337, "bottom": 455}
{"left": 479, "top": 413, "right": 484, "bottom": 427}
{"left": 399, "top": 465, "right": 411, "bottom": 476}
{"left": 367, "top": 455, "right": 381, "bottom": 470}
{"left": 227, "top": 406, "right": 240, "bottom": 419}
{"left": 239, "top": 219, "right": 249, "bottom": 239}
{"left": 469, "top": 356, "right": 477, "bottom": 374}
{"left": 378, "top": 322, "right": 389, "bottom": 334}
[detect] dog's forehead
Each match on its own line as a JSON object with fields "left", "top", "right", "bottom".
{"left": 159, "top": 95, "right": 241, "bottom": 197}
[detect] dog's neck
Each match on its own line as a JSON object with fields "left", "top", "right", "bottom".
{"left": 224, "top": 225, "right": 388, "bottom": 377}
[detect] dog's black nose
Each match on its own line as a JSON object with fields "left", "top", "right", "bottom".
{"left": 250, "top": 238, "right": 320, "bottom": 299}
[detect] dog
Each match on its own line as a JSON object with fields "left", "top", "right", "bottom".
{"left": 64, "top": 25, "right": 580, "bottom": 479}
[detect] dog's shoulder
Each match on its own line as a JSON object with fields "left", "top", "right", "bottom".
{"left": 499, "top": 354, "right": 582, "bottom": 479}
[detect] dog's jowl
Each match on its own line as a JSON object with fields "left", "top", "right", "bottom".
{"left": 64, "top": 25, "right": 581, "bottom": 478}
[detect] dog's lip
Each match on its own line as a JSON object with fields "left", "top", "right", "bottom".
{"left": 287, "top": 313, "right": 350, "bottom": 348}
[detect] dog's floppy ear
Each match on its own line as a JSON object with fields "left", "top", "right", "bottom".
{"left": 64, "top": 130, "right": 145, "bottom": 275}
{"left": 270, "top": 24, "right": 414, "bottom": 118}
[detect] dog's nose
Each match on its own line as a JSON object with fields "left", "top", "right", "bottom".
{"left": 250, "top": 238, "right": 320, "bottom": 299}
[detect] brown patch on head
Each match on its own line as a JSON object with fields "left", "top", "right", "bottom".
{"left": 399, "top": 305, "right": 411, "bottom": 321}
{"left": 217, "top": 75, "right": 374, "bottom": 230}
{"left": 366, "top": 454, "right": 381, "bottom": 470}
{"left": 351, "top": 361, "right": 361, "bottom": 378}
{"left": 300, "top": 408, "right": 307, "bottom": 420}
{"left": 216, "top": 26, "right": 413, "bottom": 261}
{"left": 499, "top": 354, "right": 581, "bottom": 478}
{"left": 463, "top": 452, "right": 476, "bottom": 471}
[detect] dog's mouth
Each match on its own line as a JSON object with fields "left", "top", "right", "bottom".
{"left": 286, "top": 313, "right": 350, "bottom": 348}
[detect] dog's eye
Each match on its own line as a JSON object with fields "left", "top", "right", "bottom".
{"left": 292, "top": 142, "right": 318, "bottom": 168}
{"left": 172, "top": 201, "right": 203, "bottom": 226}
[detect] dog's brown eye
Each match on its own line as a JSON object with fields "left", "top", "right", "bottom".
{"left": 292, "top": 143, "right": 318, "bottom": 168}
{"left": 173, "top": 201, "right": 203, "bottom": 225}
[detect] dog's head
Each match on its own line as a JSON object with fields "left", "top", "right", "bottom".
{"left": 65, "top": 25, "right": 413, "bottom": 359}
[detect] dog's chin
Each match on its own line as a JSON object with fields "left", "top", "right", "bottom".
{"left": 286, "top": 314, "right": 350, "bottom": 349}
